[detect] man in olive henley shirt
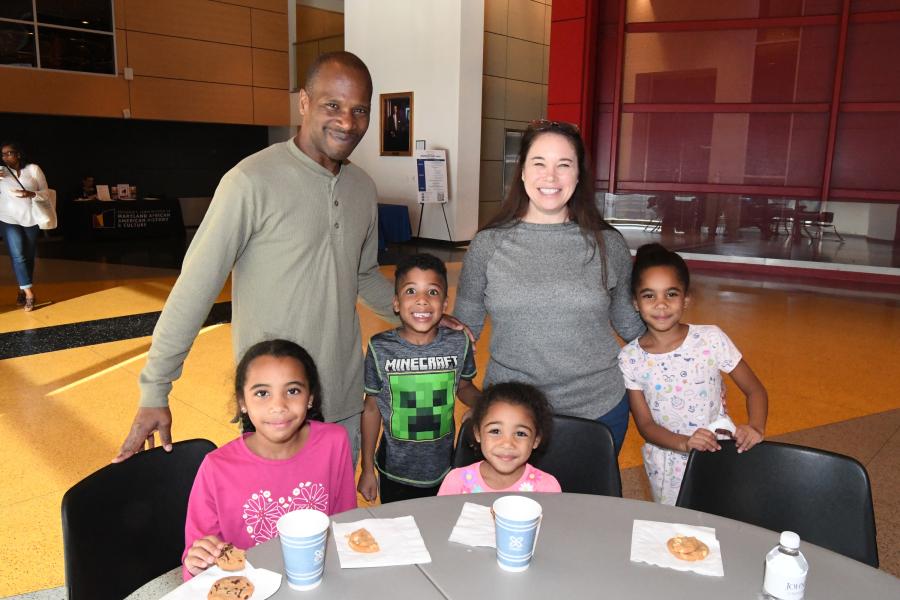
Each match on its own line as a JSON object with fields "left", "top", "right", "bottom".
{"left": 114, "top": 52, "right": 396, "bottom": 463}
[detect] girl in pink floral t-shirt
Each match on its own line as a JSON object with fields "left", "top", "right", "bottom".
{"left": 182, "top": 340, "right": 356, "bottom": 579}
{"left": 439, "top": 382, "right": 560, "bottom": 495}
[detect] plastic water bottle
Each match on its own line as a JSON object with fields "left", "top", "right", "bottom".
{"left": 763, "top": 531, "right": 808, "bottom": 600}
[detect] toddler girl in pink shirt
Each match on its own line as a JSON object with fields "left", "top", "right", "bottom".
{"left": 439, "top": 382, "right": 561, "bottom": 495}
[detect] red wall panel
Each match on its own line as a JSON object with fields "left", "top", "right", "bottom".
{"left": 547, "top": 103, "right": 582, "bottom": 125}
{"left": 547, "top": 19, "right": 586, "bottom": 106}
{"left": 552, "top": 0, "right": 587, "bottom": 21}
{"left": 841, "top": 22, "right": 900, "bottom": 102}
{"left": 832, "top": 113, "right": 900, "bottom": 190}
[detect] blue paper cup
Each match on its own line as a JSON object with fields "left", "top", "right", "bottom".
{"left": 276, "top": 509, "right": 330, "bottom": 591}
{"left": 492, "top": 495, "right": 543, "bottom": 572}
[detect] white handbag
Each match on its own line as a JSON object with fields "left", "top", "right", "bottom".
{"left": 32, "top": 188, "right": 58, "bottom": 230}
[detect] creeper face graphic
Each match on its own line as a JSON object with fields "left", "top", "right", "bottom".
{"left": 388, "top": 371, "right": 455, "bottom": 441}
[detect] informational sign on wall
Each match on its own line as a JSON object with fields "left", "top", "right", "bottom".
{"left": 415, "top": 149, "right": 448, "bottom": 204}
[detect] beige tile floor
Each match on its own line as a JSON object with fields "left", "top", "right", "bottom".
{"left": 1, "top": 260, "right": 899, "bottom": 597}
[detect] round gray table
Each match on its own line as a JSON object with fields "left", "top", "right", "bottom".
{"left": 243, "top": 493, "right": 899, "bottom": 598}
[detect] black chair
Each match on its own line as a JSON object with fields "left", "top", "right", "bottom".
{"left": 453, "top": 415, "right": 622, "bottom": 497}
{"left": 675, "top": 440, "right": 878, "bottom": 567}
{"left": 797, "top": 210, "right": 844, "bottom": 242}
{"left": 61, "top": 439, "right": 216, "bottom": 600}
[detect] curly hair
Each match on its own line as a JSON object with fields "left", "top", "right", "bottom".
{"left": 631, "top": 243, "right": 690, "bottom": 297}
{"left": 393, "top": 252, "right": 448, "bottom": 294}
{"left": 470, "top": 382, "right": 554, "bottom": 452}
{"left": 232, "top": 339, "right": 323, "bottom": 432}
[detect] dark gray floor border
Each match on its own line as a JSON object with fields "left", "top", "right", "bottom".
{"left": 0, "top": 302, "right": 231, "bottom": 360}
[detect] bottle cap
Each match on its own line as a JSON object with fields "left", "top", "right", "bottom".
{"left": 780, "top": 531, "right": 800, "bottom": 549}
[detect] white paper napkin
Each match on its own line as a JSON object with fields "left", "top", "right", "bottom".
{"left": 630, "top": 520, "right": 724, "bottom": 577}
{"left": 159, "top": 560, "right": 282, "bottom": 600}
{"left": 332, "top": 516, "right": 432, "bottom": 568}
{"left": 448, "top": 501, "right": 496, "bottom": 548}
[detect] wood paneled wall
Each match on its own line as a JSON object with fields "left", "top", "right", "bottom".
{"left": 297, "top": 6, "right": 343, "bottom": 42}
{"left": 0, "top": 0, "right": 290, "bottom": 126}
{"left": 295, "top": 5, "right": 344, "bottom": 89}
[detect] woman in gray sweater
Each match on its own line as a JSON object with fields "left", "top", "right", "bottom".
{"left": 454, "top": 120, "right": 644, "bottom": 453}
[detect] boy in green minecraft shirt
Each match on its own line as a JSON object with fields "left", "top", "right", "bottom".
{"left": 358, "top": 253, "right": 480, "bottom": 503}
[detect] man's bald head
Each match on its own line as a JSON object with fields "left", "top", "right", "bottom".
{"left": 303, "top": 51, "right": 373, "bottom": 98}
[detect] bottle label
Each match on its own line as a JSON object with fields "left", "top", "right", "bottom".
{"left": 763, "top": 569, "right": 806, "bottom": 600}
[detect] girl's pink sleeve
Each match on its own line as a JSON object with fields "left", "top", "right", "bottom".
{"left": 541, "top": 473, "right": 562, "bottom": 493}
{"left": 330, "top": 428, "right": 358, "bottom": 515}
{"left": 437, "top": 468, "right": 462, "bottom": 496}
{"left": 182, "top": 458, "right": 220, "bottom": 580}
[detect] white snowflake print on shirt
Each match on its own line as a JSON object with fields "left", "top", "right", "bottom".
{"left": 242, "top": 481, "right": 330, "bottom": 545}
{"left": 242, "top": 490, "right": 282, "bottom": 544}
{"left": 281, "top": 482, "right": 329, "bottom": 513}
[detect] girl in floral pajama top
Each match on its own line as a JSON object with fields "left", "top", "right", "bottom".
{"left": 618, "top": 244, "right": 768, "bottom": 505}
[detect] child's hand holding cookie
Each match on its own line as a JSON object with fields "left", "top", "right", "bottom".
{"left": 185, "top": 535, "right": 226, "bottom": 576}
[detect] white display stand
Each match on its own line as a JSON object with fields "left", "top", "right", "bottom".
{"left": 415, "top": 149, "right": 452, "bottom": 240}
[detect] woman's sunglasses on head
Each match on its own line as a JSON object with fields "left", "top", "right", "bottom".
{"left": 527, "top": 119, "right": 581, "bottom": 134}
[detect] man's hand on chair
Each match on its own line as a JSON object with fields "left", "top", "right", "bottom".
{"left": 112, "top": 407, "right": 173, "bottom": 463}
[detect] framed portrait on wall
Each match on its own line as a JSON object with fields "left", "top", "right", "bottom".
{"left": 380, "top": 92, "right": 413, "bottom": 156}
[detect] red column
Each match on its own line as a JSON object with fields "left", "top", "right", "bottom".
{"left": 547, "top": 0, "right": 589, "bottom": 129}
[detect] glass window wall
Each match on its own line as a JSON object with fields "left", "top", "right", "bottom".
{"left": 591, "top": 0, "right": 900, "bottom": 266}
{"left": 0, "top": 0, "right": 114, "bottom": 75}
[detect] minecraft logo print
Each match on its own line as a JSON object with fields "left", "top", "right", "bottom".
{"left": 388, "top": 371, "right": 455, "bottom": 441}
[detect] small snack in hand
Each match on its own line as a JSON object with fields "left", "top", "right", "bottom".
{"left": 666, "top": 536, "right": 709, "bottom": 561}
{"left": 215, "top": 543, "right": 246, "bottom": 571}
{"left": 208, "top": 576, "right": 254, "bottom": 600}
{"left": 347, "top": 528, "right": 380, "bottom": 553}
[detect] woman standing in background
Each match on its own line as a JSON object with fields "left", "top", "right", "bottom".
{"left": 1, "top": 141, "right": 49, "bottom": 311}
